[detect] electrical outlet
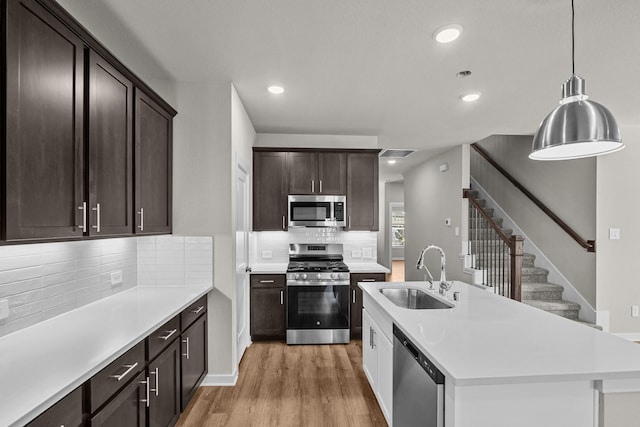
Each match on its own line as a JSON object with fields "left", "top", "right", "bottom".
{"left": 110, "top": 271, "right": 123, "bottom": 286}
{"left": 632, "top": 305, "right": 639, "bottom": 318}
{"left": 454, "top": 226, "right": 460, "bottom": 236}
{"left": 0, "top": 299, "right": 9, "bottom": 321}
{"left": 351, "top": 249, "right": 362, "bottom": 259}
{"left": 609, "top": 228, "right": 621, "bottom": 240}
{"left": 363, "top": 248, "right": 373, "bottom": 259}
{"left": 262, "top": 250, "right": 273, "bottom": 259}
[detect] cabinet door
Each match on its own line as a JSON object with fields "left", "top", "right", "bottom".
{"left": 90, "top": 372, "right": 147, "bottom": 427}
{"left": 250, "top": 283, "right": 286, "bottom": 340}
{"left": 253, "top": 151, "right": 288, "bottom": 231}
{"left": 134, "top": 90, "right": 173, "bottom": 235}
{"left": 5, "top": 0, "right": 85, "bottom": 241}
{"left": 148, "top": 340, "right": 181, "bottom": 427}
{"left": 377, "top": 332, "right": 393, "bottom": 423}
{"left": 347, "top": 153, "right": 379, "bottom": 231}
{"left": 318, "top": 152, "right": 346, "bottom": 195}
{"left": 181, "top": 314, "right": 207, "bottom": 410}
{"left": 288, "top": 152, "right": 317, "bottom": 194}
{"left": 88, "top": 51, "right": 133, "bottom": 236}
{"left": 27, "top": 386, "right": 83, "bottom": 427}
{"left": 362, "top": 309, "right": 378, "bottom": 390}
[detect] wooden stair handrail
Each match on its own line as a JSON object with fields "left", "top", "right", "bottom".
{"left": 471, "top": 143, "right": 595, "bottom": 253}
{"left": 464, "top": 188, "right": 523, "bottom": 301}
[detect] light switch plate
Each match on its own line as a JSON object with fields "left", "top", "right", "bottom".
{"left": 632, "top": 305, "right": 639, "bottom": 318}
{"left": 110, "top": 271, "right": 123, "bottom": 286}
{"left": 609, "top": 228, "right": 621, "bottom": 240}
{"left": 0, "top": 299, "right": 9, "bottom": 321}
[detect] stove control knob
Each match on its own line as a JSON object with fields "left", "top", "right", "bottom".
{"left": 330, "top": 273, "right": 337, "bottom": 280}
{"left": 316, "top": 273, "right": 322, "bottom": 280}
{"left": 302, "top": 274, "right": 307, "bottom": 280}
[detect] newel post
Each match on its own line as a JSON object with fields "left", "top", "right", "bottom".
{"left": 510, "top": 235, "right": 524, "bottom": 302}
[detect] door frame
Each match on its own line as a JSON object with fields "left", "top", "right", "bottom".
{"left": 235, "top": 161, "right": 251, "bottom": 364}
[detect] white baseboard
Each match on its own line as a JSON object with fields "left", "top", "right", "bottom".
{"left": 202, "top": 370, "right": 238, "bottom": 386}
{"left": 613, "top": 333, "right": 640, "bottom": 342}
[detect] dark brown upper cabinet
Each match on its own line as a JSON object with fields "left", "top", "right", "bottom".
{"left": 88, "top": 51, "right": 134, "bottom": 237}
{"left": 347, "top": 152, "right": 379, "bottom": 231}
{"left": 134, "top": 90, "right": 173, "bottom": 235}
{"left": 4, "top": 0, "right": 86, "bottom": 242}
{"left": 253, "top": 151, "right": 288, "bottom": 231}
{"left": 288, "top": 152, "right": 346, "bottom": 195}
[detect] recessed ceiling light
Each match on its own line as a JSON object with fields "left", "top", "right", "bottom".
{"left": 460, "top": 92, "right": 481, "bottom": 102}
{"left": 267, "top": 85, "right": 285, "bottom": 95}
{"left": 387, "top": 159, "right": 397, "bottom": 165}
{"left": 433, "top": 24, "right": 463, "bottom": 43}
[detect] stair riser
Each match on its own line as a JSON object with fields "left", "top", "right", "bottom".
{"left": 546, "top": 309, "right": 579, "bottom": 320}
{"left": 521, "top": 290, "right": 563, "bottom": 301}
{"left": 522, "top": 272, "right": 549, "bottom": 283}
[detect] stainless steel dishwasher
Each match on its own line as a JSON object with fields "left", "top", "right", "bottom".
{"left": 393, "top": 324, "right": 444, "bottom": 427}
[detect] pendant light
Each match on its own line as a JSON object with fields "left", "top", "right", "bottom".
{"left": 530, "top": 0, "right": 623, "bottom": 161}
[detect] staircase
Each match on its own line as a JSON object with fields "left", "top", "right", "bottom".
{"left": 468, "top": 191, "right": 599, "bottom": 328}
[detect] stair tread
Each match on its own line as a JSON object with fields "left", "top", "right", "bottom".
{"left": 521, "top": 282, "right": 564, "bottom": 290}
{"left": 522, "top": 299, "right": 580, "bottom": 310}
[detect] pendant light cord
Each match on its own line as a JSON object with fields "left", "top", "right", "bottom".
{"left": 571, "top": 0, "right": 575, "bottom": 76}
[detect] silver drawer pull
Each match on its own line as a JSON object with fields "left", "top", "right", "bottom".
{"left": 280, "top": 290, "right": 284, "bottom": 305}
{"left": 158, "top": 329, "right": 177, "bottom": 340}
{"left": 352, "top": 289, "right": 356, "bottom": 304}
{"left": 110, "top": 362, "right": 139, "bottom": 381}
{"left": 362, "top": 279, "right": 376, "bottom": 282}
{"left": 192, "top": 306, "right": 205, "bottom": 314}
{"left": 259, "top": 280, "right": 275, "bottom": 284}
{"left": 150, "top": 367, "right": 159, "bottom": 396}
{"left": 182, "top": 337, "right": 190, "bottom": 359}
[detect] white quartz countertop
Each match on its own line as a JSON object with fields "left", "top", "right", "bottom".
{"left": 360, "top": 281, "right": 640, "bottom": 386}
{"left": 346, "top": 262, "right": 390, "bottom": 274}
{"left": 250, "top": 263, "right": 288, "bottom": 274}
{"left": 0, "top": 284, "right": 212, "bottom": 427}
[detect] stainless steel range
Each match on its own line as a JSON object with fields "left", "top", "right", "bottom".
{"left": 286, "top": 243, "right": 350, "bottom": 344}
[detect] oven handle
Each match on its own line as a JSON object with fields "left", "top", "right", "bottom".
{"left": 286, "top": 281, "right": 350, "bottom": 287}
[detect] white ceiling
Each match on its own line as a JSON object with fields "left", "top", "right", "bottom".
{"left": 67, "top": 0, "right": 640, "bottom": 179}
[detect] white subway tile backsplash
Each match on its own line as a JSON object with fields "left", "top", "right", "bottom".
{"left": 0, "top": 238, "right": 138, "bottom": 338}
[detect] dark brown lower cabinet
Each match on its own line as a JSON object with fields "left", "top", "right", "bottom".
{"left": 181, "top": 314, "right": 207, "bottom": 410}
{"left": 350, "top": 273, "right": 386, "bottom": 339}
{"left": 90, "top": 372, "right": 147, "bottom": 427}
{"left": 26, "top": 386, "right": 83, "bottom": 427}
{"left": 250, "top": 275, "right": 286, "bottom": 340}
{"left": 148, "top": 340, "right": 181, "bottom": 427}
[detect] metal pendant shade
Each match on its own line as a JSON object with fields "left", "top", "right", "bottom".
{"left": 530, "top": 0, "right": 623, "bottom": 161}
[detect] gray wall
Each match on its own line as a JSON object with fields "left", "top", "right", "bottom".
{"left": 404, "top": 146, "right": 469, "bottom": 282}
{"left": 471, "top": 135, "right": 597, "bottom": 307}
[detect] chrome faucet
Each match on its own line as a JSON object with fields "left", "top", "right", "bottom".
{"left": 416, "top": 245, "right": 450, "bottom": 294}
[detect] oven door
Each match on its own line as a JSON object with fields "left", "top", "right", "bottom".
{"left": 287, "top": 283, "right": 350, "bottom": 330}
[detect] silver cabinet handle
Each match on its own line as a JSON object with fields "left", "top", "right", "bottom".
{"left": 260, "top": 280, "right": 275, "bottom": 284}
{"left": 110, "top": 362, "right": 138, "bottom": 381}
{"left": 91, "top": 203, "right": 101, "bottom": 232}
{"left": 348, "top": 215, "right": 351, "bottom": 229}
{"left": 369, "top": 327, "right": 374, "bottom": 349}
{"left": 320, "top": 180, "right": 323, "bottom": 193}
{"left": 372, "top": 329, "right": 376, "bottom": 349}
{"left": 192, "top": 306, "right": 205, "bottom": 314}
{"left": 158, "top": 329, "right": 177, "bottom": 341}
{"left": 282, "top": 215, "right": 286, "bottom": 230}
{"left": 352, "top": 289, "right": 356, "bottom": 304}
{"left": 362, "top": 279, "right": 376, "bottom": 282}
{"left": 137, "top": 208, "right": 144, "bottom": 231}
{"left": 78, "top": 202, "right": 87, "bottom": 231}
{"left": 280, "top": 289, "right": 284, "bottom": 305}
{"left": 182, "top": 337, "right": 190, "bottom": 359}
{"left": 312, "top": 180, "right": 315, "bottom": 193}
{"left": 150, "top": 367, "right": 159, "bottom": 396}
{"left": 140, "top": 377, "right": 150, "bottom": 407}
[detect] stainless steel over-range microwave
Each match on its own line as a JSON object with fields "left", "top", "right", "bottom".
{"left": 288, "top": 195, "right": 346, "bottom": 228}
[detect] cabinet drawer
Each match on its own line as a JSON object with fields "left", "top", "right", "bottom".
{"left": 27, "top": 386, "right": 83, "bottom": 427}
{"left": 147, "top": 315, "right": 180, "bottom": 361}
{"left": 181, "top": 295, "right": 207, "bottom": 330}
{"left": 250, "top": 274, "right": 286, "bottom": 288}
{"left": 89, "top": 341, "right": 145, "bottom": 413}
{"left": 350, "top": 273, "right": 386, "bottom": 286}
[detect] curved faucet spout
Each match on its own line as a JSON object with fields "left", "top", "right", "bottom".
{"left": 416, "top": 245, "right": 447, "bottom": 286}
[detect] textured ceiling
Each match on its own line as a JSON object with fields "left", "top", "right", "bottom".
{"left": 60, "top": 0, "right": 640, "bottom": 178}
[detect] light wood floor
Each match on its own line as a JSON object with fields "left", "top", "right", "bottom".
{"left": 386, "top": 260, "right": 405, "bottom": 282}
{"left": 177, "top": 341, "right": 387, "bottom": 427}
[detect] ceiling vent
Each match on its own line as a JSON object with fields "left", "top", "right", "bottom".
{"left": 379, "top": 149, "right": 416, "bottom": 158}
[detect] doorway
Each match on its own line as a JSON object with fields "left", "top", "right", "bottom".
{"left": 388, "top": 202, "right": 405, "bottom": 281}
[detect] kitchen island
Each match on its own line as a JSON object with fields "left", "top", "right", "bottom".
{"left": 359, "top": 280, "right": 640, "bottom": 427}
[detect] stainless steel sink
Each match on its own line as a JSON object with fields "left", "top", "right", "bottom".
{"left": 380, "top": 287, "right": 453, "bottom": 310}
